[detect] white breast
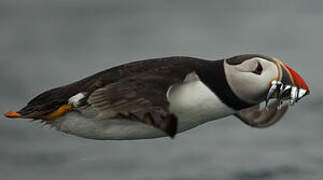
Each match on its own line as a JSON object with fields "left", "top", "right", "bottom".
{"left": 54, "top": 80, "right": 236, "bottom": 140}
{"left": 168, "top": 79, "right": 236, "bottom": 132}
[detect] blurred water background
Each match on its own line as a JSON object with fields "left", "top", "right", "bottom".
{"left": 1, "top": 1, "right": 323, "bottom": 179}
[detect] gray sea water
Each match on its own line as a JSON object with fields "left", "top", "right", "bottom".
{"left": 1, "top": 1, "right": 323, "bottom": 179}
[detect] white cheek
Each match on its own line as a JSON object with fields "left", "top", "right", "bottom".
{"left": 261, "top": 61, "right": 279, "bottom": 83}
{"left": 234, "top": 73, "right": 263, "bottom": 102}
{"left": 224, "top": 61, "right": 279, "bottom": 104}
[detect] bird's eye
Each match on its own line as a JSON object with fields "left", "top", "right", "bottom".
{"left": 253, "top": 62, "right": 263, "bottom": 75}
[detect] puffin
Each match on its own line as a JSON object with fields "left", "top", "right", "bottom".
{"left": 5, "top": 54, "right": 310, "bottom": 140}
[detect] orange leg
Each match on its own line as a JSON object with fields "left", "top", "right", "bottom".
{"left": 40, "top": 104, "right": 73, "bottom": 120}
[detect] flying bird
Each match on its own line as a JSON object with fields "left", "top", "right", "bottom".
{"left": 5, "top": 54, "right": 310, "bottom": 140}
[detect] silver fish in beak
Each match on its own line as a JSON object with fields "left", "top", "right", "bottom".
{"left": 265, "top": 60, "right": 310, "bottom": 108}
{"left": 265, "top": 81, "right": 309, "bottom": 107}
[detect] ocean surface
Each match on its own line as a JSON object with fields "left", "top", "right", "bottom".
{"left": 1, "top": 1, "right": 323, "bottom": 179}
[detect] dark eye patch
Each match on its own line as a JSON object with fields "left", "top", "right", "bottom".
{"left": 253, "top": 62, "right": 263, "bottom": 75}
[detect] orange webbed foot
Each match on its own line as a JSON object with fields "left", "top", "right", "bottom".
{"left": 5, "top": 110, "right": 23, "bottom": 118}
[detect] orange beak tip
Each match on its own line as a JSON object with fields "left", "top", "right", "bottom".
{"left": 5, "top": 110, "right": 23, "bottom": 118}
{"left": 282, "top": 64, "right": 310, "bottom": 94}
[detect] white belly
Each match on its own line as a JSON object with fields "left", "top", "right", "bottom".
{"left": 54, "top": 80, "right": 236, "bottom": 140}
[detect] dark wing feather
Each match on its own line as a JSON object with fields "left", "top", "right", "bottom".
{"left": 87, "top": 71, "right": 184, "bottom": 138}
{"left": 16, "top": 56, "right": 207, "bottom": 120}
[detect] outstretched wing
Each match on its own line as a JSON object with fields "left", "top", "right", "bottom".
{"left": 235, "top": 100, "right": 288, "bottom": 128}
{"left": 87, "top": 72, "right": 183, "bottom": 138}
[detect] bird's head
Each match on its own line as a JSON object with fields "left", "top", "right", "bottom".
{"left": 224, "top": 54, "right": 310, "bottom": 105}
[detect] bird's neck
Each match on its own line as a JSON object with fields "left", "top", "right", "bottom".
{"left": 196, "top": 60, "right": 255, "bottom": 111}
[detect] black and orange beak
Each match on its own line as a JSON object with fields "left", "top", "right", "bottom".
{"left": 266, "top": 59, "right": 310, "bottom": 107}
{"left": 280, "top": 63, "right": 310, "bottom": 95}
{"left": 269, "top": 58, "right": 310, "bottom": 104}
